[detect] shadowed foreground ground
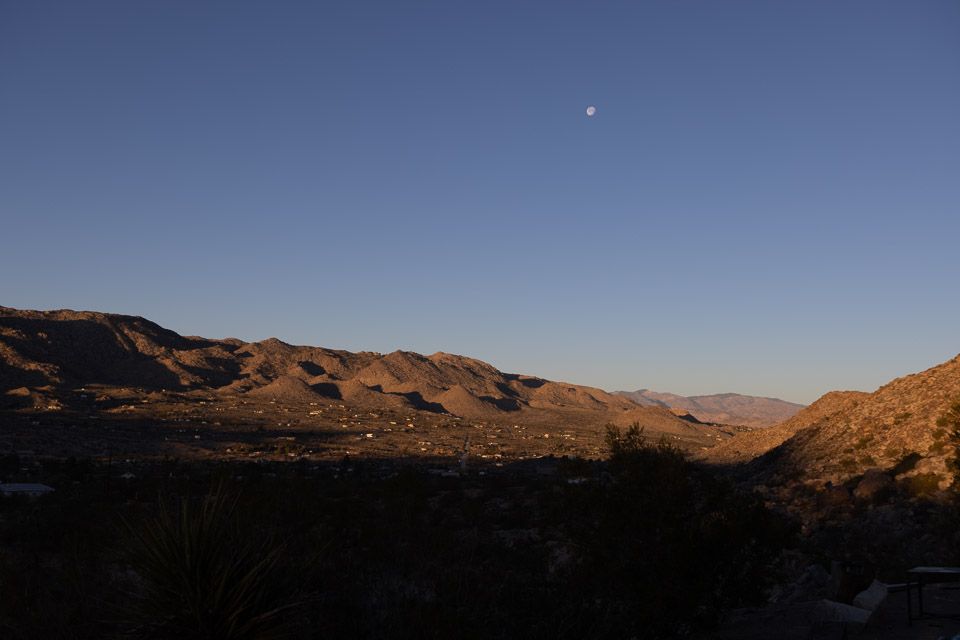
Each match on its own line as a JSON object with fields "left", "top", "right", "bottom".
{"left": 703, "top": 582, "right": 960, "bottom": 639}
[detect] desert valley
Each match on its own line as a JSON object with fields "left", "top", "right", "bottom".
{"left": 2, "top": 305, "right": 960, "bottom": 639}
{"left": 0, "top": 306, "right": 796, "bottom": 466}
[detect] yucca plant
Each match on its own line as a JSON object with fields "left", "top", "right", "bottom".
{"left": 118, "top": 487, "right": 309, "bottom": 639}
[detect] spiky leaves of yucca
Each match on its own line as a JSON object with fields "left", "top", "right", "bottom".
{"left": 119, "top": 488, "right": 306, "bottom": 639}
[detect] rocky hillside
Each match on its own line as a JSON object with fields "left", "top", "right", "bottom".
{"left": 0, "top": 306, "right": 715, "bottom": 441}
{"left": 698, "top": 354, "right": 960, "bottom": 488}
{"left": 613, "top": 389, "right": 805, "bottom": 428}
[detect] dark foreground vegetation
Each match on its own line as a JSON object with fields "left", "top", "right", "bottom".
{"left": 0, "top": 426, "right": 795, "bottom": 639}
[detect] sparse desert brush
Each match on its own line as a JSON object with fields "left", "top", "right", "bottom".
{"left": 907, "top": 472, "right": 942, "bottom": 498}
{"left": 893, "top": 412, "right": 912, "bottom": 425}
{"left": 937, "top": 400, "right": 960, "bottom": 489}
{"left": 936, "top": 401, "right": 960, "bottom": 430}
{"left": 275, "top": 441, "right": 304, "bottom": 456}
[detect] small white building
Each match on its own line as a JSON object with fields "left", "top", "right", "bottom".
{"left": 0, "top": 483, "right": 55, "bottom": 499}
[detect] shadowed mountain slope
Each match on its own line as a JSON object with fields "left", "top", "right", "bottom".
{"left": 698, "top": 354, "right": 960, "bottom": 486}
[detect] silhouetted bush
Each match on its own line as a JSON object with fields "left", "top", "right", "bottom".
{"left": 906, "top": 473, "right": 942, "bottom": 498}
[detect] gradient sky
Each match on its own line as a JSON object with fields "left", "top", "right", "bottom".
{"left": 2, "top": 1, "right": 958, "bottom": 404}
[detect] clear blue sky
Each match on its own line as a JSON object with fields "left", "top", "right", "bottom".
{"left": 2, "top": 1, "right": 958, "bottom": 404}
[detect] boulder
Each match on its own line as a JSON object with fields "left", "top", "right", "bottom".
{"left": 715, "top": 600, "right": 870, "bottom": 640}
{"left": 853, "top": 579, "right": 888, "bottom": 613}
{"left": 818, "top": 485, "right": 852, "bottom": 508}
{"left": 853, "top": 469, "right": 894, "bottom": 502}
{"left": 807, "top": 599, "right": 872, "bottom": 630}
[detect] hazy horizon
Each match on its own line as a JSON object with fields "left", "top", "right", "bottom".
{"left": 3, "top": 1, "right": 958, "bottom": 405}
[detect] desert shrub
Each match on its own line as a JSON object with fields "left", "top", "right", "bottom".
{"left": 275, "top": 441, "right": 304, "bottom": 456}
{"left": 929, "top": 441, "right": 946, "bottom": 453}
{"left": 859, "top": 455, "right": 877, "bottom": 466}
{"left": 556, "top": 454, "right": 593, "bottom": 478}
{"left": 907, "top": 473, "right": 942, "bottom": 498}
{"left": 937, "top": 402, "right": 960, "bottom": 430}
{"left": 840, "top": 457, "right": 857, "bottom": 470}
{"left": 853, "top": 434, "right": 875, "bottom": 450}
{"left": 938, "top": 401, "right": 960, "bottom": 489}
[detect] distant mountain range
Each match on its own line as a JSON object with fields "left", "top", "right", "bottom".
{"left": 6, "top": 306, "right": 958, "bottom": 481}
{"left": 0, "top": 306, "right": 723, "bottom": 443}
{"left": 612, "top": 389, "right": 806, "bottom": 428}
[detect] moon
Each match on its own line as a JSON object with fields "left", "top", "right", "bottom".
{"left": 586, "top": 106, "right": 596, "bottom": 116}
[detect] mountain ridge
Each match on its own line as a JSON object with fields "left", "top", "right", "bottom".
{"left": 613, "top": 389, "right": 806, "bottom": 428}
{"left": 698, "top": 353, "right": 960, "bottom": 488}
{"left": 1, "top": 306, "right": 723, "bottom": 444}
